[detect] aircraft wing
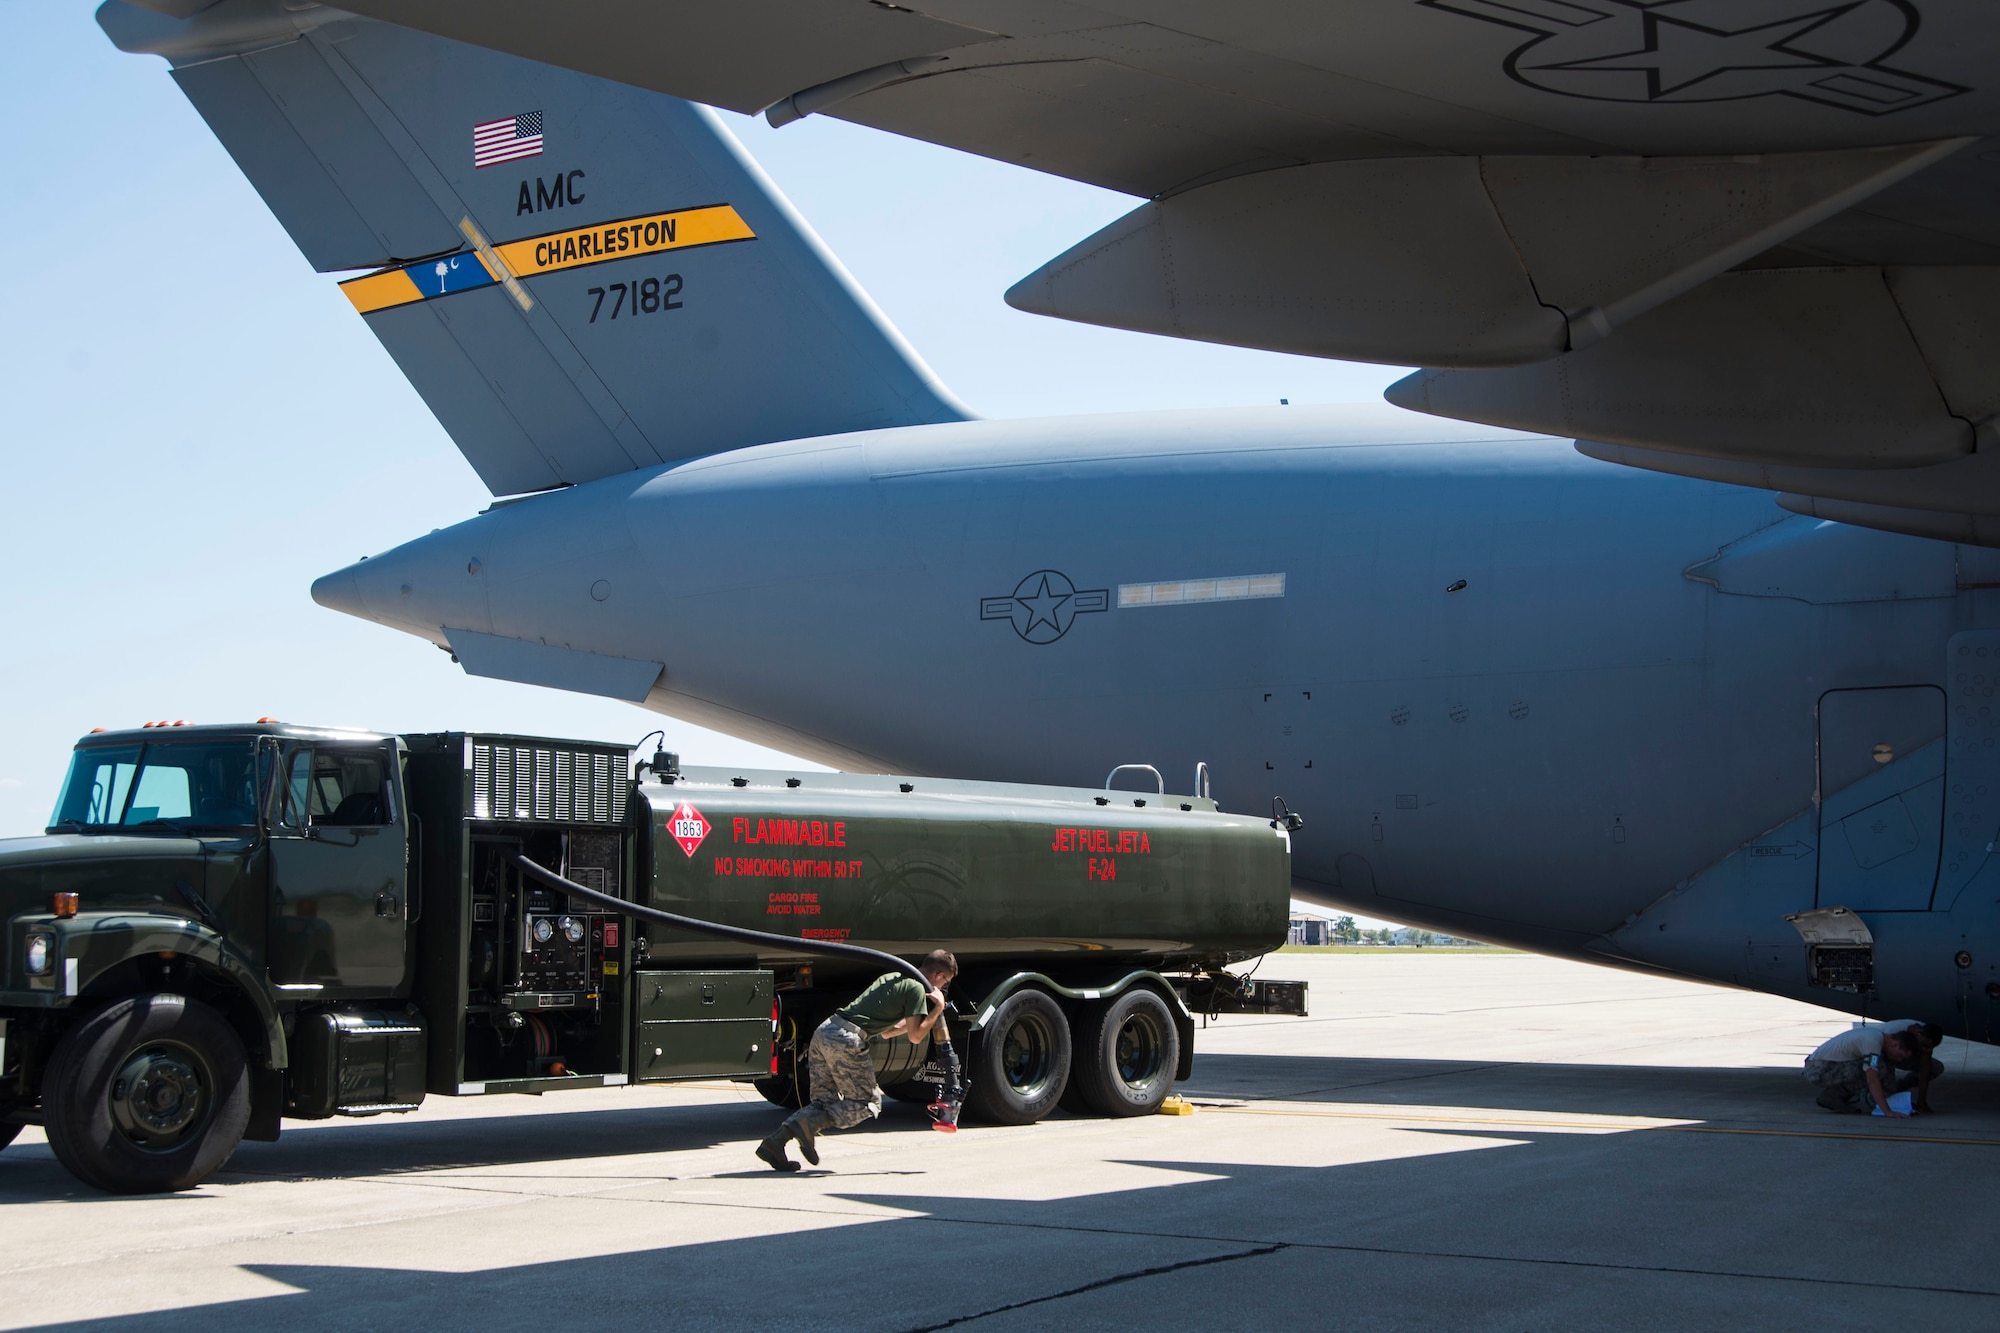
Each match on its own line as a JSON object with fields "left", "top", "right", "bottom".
{"left": 124, "top": 0, "right": 2000, "bottom": 537}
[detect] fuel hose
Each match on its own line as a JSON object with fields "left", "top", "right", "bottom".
{"left": 510, "top": 855, "right": 929, "bottom": 986}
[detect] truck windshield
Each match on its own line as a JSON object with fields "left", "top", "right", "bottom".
{"left": 48, "top": 741, "right": 262, "bottom": 833}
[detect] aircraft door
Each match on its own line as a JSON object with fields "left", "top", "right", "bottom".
{"left": 267, "top": 742, "right": 411, "bottom": 994}
{"left": 1817, "top": 687, "right": 1946, "bottom": 911}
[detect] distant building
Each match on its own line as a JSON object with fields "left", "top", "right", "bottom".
{"left": 1289, "top": 912, "right": 1333, "bottom": 946}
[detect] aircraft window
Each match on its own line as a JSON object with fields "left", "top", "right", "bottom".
{"left": 49, "top": 742, "right": 259, "bottom": 831}
{"left": 280, "top": 748, "right": 393, "bottom": 827}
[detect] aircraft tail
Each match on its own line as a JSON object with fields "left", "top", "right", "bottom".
{"left": 99, "top": 1, "right": 970, "bottom": 496}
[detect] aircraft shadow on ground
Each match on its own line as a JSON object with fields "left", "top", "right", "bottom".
{"left": 5, "top": 1054, "right": 1997, "bottom": 1208}
{"left": 13, "top": 1110, "right": 2000, "bottom": 1331}
{"left": 1184, "top": 1052, "right": 2000, "bottom": 1124}
{"left": 0, "top": 1094, "right": 941, "bottom": 1202}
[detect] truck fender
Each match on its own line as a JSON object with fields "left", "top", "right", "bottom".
{"left": 961, "top": 970, "right": 1195, "bottom": 1081}
{"left": 50, "top": 911, "right": 288, "bottom": 1070}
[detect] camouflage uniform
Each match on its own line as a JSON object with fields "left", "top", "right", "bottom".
{"left": 758, "top": 971, "right": 933, "bottom": 1170}
{"left": 802, "top": 1014, "right": 884, "bottom": 1129}
{"left": 1804, "top": 1055, "right": 1945, "bottom": 1111}
{"left": 1802, "top": 1057, "right": 1873, "bottom": 1112}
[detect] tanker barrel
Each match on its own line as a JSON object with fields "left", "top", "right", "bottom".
{"left": 510, "top": 855, "right": 929, "bottom": 985}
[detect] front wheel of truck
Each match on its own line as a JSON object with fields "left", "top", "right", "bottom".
{"left": 43, "top": 994, "right": 250, "bottom": 1194}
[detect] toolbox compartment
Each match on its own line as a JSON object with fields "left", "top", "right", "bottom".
{"left": 632, "top": 969, "right": 773, "bottom": 1081}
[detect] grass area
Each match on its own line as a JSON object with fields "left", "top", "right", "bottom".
{"left": 1275, "top": 944, "right": 1522, "bottom": 954}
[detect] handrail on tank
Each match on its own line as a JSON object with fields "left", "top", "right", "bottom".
{"left": 510, "top": 855, "right": 928, "bottom": 985}
{"left": 1104, "top": 763, "right": 1165, "bottom": 794}
{"left": 1195, "top": 761, "right": 1212, "bottom": 801}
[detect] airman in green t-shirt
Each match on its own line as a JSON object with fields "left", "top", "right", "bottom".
{"left": 757, "top": 949, "right": 957, "bottom": 1171}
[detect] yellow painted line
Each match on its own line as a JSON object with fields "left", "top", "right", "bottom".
{"left": 1201, "top": 1105, "right": 1681, "bottom": 1133}
{"left": 340, "top": 266, "right": 425, "bottom": 314}
{"left": 494, "top": 204, "right": 754, "bottom": 278}
{"left": 1201, "top": 1103, "right": 2000, "bottom": 1146}
{"left": 1665, "top": 1124, "right": 2000, "bottom": 1146}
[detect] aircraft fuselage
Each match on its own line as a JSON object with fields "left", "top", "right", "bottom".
{"left": 315, "top": 406, "right": 2000, "bottom": 1032}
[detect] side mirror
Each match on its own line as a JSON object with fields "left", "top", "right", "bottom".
{"left": 1270, "top": 797, "right": 1305, "bottom": 833}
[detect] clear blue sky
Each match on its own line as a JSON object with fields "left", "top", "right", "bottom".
{"left": 0, "top": 5, "right": 1401, "bottom": 863}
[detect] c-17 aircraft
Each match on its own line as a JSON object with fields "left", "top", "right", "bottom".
{"left": 101, "top": 2, "right": 2000, "bottom": 1041}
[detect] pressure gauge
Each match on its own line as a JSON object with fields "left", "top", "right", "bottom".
{"left": 560, "top": 916, "right": 584, "bottom": 945}
{"left": 531, "top": 917, "right": 555, "bottom": 944}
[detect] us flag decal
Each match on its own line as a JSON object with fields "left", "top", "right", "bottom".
{"left": 474, "top": 111, "right": 543, "bottom": 168}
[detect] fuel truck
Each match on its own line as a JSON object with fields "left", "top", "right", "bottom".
{"left": 0, "top": 722, "right": 1304, "bottom": 1193}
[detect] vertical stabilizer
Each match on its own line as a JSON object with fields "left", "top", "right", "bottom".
{"left": 100, "top": 1, "right": 970, "bottom": 495}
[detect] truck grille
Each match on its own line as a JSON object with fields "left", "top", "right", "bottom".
{"left": 470, "top": 741, "right": 626, "bottom": 824}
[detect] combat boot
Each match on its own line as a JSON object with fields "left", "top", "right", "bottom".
{"left": 782, "top": 1107, "right": 833, "bottom": 1166}
{"left": 755, "top": 1131, "right": 799, "bottom": 1172}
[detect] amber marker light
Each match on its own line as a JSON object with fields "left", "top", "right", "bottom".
{"left": 53, "top": 893, "right": 79, "bottom": 918}
{"left": 257, "top": 717, "right": 280, "bottom": 724}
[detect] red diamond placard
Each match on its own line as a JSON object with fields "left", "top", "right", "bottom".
{"left": 669, "top": 801, "right": 710, "bottom": 858}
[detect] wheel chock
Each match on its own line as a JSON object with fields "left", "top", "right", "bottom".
{"left": 1157, "top": 1096, "right": 1195, "bottom": 1116}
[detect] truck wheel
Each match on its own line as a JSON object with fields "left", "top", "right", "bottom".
{"left": 42, "top": 995, "right": 250, "bottom": 1194}
{"left": 1071, "top": 987, "right": 1180, "bottom": 1117}
{"left": 965, "top": 989, "right": 1070, "bottom": 1126}
{"left": 753, "top": 1053, "right": 807, "bottom": 1109}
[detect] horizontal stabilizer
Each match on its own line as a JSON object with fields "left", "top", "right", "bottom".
{"left": 101, "top": 1, "right": 969, "bottom": 495}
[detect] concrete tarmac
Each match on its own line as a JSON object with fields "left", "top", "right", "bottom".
{"left": 3, "top": 953, "right": 1997, "bottom": 1330}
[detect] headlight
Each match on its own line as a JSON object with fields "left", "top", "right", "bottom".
{"left": 24, "top": 933, "right": 54, "bottom": 976}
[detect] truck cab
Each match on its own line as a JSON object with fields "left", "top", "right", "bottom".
{"left": 1, "top": 722, "right": 413, "bottom": 1190}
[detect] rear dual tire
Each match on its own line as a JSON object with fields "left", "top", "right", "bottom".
{"left": 965, "top": 989, "right": 1071, "bottom": 1126}
{"left": 1070, "top": 988, "right": 1180, "bottom": 1118}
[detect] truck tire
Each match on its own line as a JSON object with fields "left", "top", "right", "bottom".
{"left": 754, "top": 1051, "right": 807, "bottom": 1109}
{"left": 1070, "top": 987, "right": 1180, "bottom": 1117}
{"left": 753, "top": 1075, "right": 804, "bottom": 1108}
{"left": 964, "top": 989, "right": 1070, "bottom": 1126}
{"left": 42, "top": 994, "right": 250, "bottom": 1193}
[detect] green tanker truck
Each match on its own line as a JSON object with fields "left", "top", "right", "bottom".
{"left": 0, "top": 721, "right": 1304, "bottom": 1193}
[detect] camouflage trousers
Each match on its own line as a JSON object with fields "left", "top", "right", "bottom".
{"left": 804, "top": 1015, "right": 882, "bottom": 1130}
{"left": 1803, "top": 1056, "right": 1943, "bottom": 1110}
